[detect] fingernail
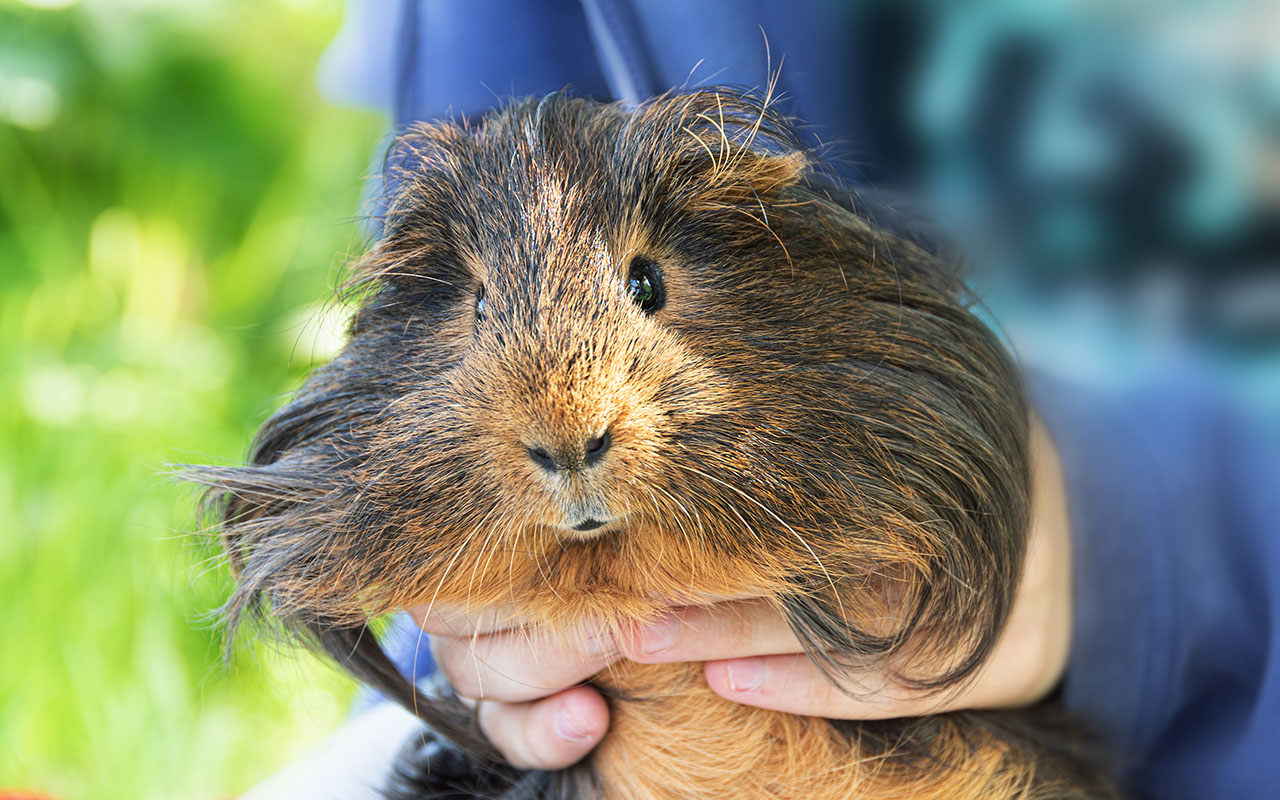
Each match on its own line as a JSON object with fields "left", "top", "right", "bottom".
{"left": 725, "top": 658, "right": 763, "bottom": 693}
{"left": 554, "top": 705, "right": 593, "bottom": 742}
{"left": 638, "top": 616, "right": 679, "bottom": 657}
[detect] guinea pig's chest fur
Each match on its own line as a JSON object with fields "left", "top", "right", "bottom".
{"left": 588, "top": 662, "right": 1034, "bottom": 800}
{"left": 198, "top": 90, "right": 1121, "bottom": 800}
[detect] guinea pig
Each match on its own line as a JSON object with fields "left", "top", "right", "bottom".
{"left": 193, "top": 88, "right": 1120, "bottom": 800}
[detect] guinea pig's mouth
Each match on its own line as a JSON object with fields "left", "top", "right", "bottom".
{"left": 557, "top": 512, "right": 627, "bottom": 540}
{"left": 550, "top": 498, "right": 625, "bottom": 540}
{"left": 572, "top": 518, "right": 609, "bottom": 533}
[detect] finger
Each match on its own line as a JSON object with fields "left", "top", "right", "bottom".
{"left": 476, "top": 687, "right": 610, "bottom": 770}
{"left": 959, "top": 590, "right": 1068, "bottom": 710}
{"left": 432, "top": 627, "right": 618, "bottom": 703}
{"left": 704, "top": 655, "right": 961, "bottom": 719}
{"left": 705, "top": 608, "right": 1064, "bottom": 720}
{"left": 407, "top": 603, "right": 522, "bottom": 637}
{"left": 707, "top": 417, "right": 1075, "bottom": 719}
{"left": 618, "top": 599, "right": 804, "bottom": 664}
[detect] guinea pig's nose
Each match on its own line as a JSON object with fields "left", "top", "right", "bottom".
{"left": 527, "top": 445, "right": 559, "bottom": 471}
{"left": 584, "top": 430, "right": 612, "bottom": 466}
{"left": 526, "top": 430, "right": 612, "bottom": 472}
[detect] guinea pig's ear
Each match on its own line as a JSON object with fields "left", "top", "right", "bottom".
{"left": 649, "top": 89, "right": 810, "bottom": 209}
{"left": 691, "top": 147, "right": 808, "bottom": 208}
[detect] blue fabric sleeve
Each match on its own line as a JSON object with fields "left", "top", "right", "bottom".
{"left": 318, "top": 0, "right": 889, "bottom": 183}
{"left": 348, "top": 613, "right": 435, "bottom": 714}
{"left": 1033, "top": 374, "right": 1280, "bottom": 799}
{"left": 383, "top": 611, "right": 436, "bottom": 683}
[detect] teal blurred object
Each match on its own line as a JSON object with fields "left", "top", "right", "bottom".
{"left": 0, "top": 1, "right": 385, "bottom": 798}
{"left": 842, "top": 1, "right": 1280, "bottom": 424}
{"left": 911, "top": 2, "right": 1278, "bottom": 274}
{"left": 901, "top": 1, "right": 1280, "bottom": 424}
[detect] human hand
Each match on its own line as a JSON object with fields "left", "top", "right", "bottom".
{"left": 642, "top": 419, "right": 1073, "bottom": 718}
{"left": 415, "top": 417, "right": 1072, "bottom": 770}
{"left": 411, "top": 604, "right": 619, "bottom": 770}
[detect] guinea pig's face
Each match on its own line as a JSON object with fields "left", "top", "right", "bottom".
{"left": 334, "top": 97, "right": 817, "bottom": 623}
{"left": 419, "top": 205, "right": 714, "bottom": 541}
{"left": 208, "top": 91, "right": 1029, "bottom": 665}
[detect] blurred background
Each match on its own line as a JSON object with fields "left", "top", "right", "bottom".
{"left": 1, "top": 0, "right": 381, "bottom": 797}
{"left": 0, "top": 1, "right": 1275, "bottom": 799}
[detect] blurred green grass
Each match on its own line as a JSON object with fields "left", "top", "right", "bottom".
{"left": 0, "top": 1, "right": 388, "bottom": 797}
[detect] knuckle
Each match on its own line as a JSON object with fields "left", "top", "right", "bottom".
{"left": 413, "top": 607, "right": 468, "bottom": 637}
{"left": 429, "top": 636, "right": 461, "bottom": 671}
{"left": 620, "top": 618, "right": 678, "bottom": 662}
{"left": 415, "top": 606, "right": 473, "bottom": 637}
{"left": 434, "top": 642, "right": 484, "bottom": 697}
{"left": 725, "top": 609, "right": 755, "bottom": 653}
{"left": 615, "top": 629, "right": 645, "bottom": 661}
{"left": 415, "top": 618, "right": 453, "bottom": 637}
{"left": 448, "top": 668, "right": 484, "bottom": 700}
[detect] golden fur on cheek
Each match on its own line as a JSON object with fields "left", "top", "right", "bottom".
{"left": 191, "top": 89, "right": 1121, "bottom": 799}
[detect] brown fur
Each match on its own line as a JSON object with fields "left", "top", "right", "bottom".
{"left": 191, "top": 89, "right": 1120, "bottom": 799}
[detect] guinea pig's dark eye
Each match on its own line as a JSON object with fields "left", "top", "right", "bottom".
{"left": 627, "top": 258, "right": 664, "bottom": 314}
{"left": 475, "top": 284, "right": 486, "bottom": 322}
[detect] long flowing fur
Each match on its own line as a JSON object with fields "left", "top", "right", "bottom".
{"left": 189, "top": 88, "right": 1120, "bottom": 799}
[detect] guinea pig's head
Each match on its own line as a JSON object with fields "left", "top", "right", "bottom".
{"left": 197, "top": 90, "right": 1029, "bottom": 688}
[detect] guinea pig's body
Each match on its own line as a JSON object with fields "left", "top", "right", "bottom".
{"left": 196, "top": 90, "right": 1119, "bottom": 799}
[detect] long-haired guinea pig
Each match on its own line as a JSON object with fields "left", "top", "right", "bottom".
{"left": 193, "top": 89, "right": 1120, "bottom": 800}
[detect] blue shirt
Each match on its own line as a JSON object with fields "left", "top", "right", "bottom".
{"left": 1034, "top": 374, "right": 1280, "bottom": 799}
